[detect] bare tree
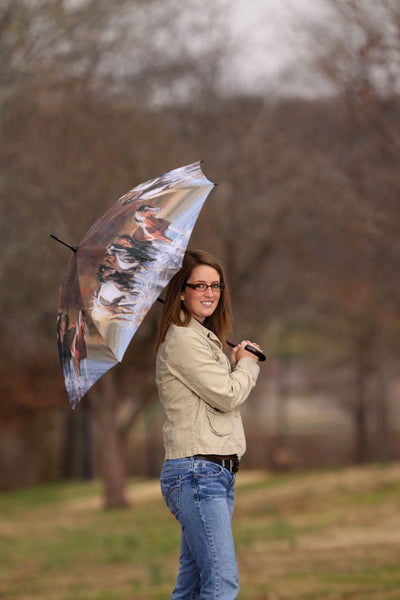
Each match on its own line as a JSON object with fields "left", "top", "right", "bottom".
{"left": 291, "top": 0, "right": 400, "bottom": 462}
{"left": 0, "top": 0, "right": 234, "bottom": 499}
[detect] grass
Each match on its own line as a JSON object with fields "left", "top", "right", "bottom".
{"left": 1, "top": 464, "right": 400, "bottom": 599}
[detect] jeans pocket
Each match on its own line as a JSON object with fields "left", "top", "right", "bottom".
{"left": 194, "top": 459, "right": 224, "bottom": 479}
{"left": 160, "top": 475, "right": 181, "bottom": 518}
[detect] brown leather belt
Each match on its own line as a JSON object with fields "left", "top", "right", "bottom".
{"left": 194, "top": 454, "right": 240, "bottom": 474}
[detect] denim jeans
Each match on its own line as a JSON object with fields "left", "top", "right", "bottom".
{"left": 160, "top": 457, "right": 239, "bottom": 600}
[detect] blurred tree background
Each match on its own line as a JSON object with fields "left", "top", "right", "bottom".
{"left": 0, "top": 0, "right": 399, "bottom": 505}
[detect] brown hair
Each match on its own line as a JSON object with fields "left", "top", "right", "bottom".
{"left": 155, "top": 249, "right": 232, "bottom": 352}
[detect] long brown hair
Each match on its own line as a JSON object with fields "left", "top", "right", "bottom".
{"left": 155, "top": 249, "right": 232, "bottom": 352}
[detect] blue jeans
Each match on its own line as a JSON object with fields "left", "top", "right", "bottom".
{"left": 160, "top": 457, "right": 239, "bottom": 600}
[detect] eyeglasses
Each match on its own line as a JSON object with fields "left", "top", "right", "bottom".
{"left": 185, "top": 282, "right": 225, "bottom": 292}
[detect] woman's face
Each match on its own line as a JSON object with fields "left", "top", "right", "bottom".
{"left": 180, "top": 264, "right": 221, "bottom": 323}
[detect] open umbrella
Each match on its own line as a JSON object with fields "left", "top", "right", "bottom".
{"left": 53, "top": 161, "right": 266, "bottom": 409}
{"left": 53, "top": 162, "right": 216, "bottom": 408}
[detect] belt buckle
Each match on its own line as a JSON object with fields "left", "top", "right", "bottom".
{"left": 223, "top": 458, "right": 238, "bottom": 474}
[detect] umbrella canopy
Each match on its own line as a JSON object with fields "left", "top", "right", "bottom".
{"left": 56, "top": 162, "right": 214, "bottom": 409}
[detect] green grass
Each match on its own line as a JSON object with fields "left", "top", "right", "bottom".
{"left": 1, "top": 464, "right": 400, "bottom": 599}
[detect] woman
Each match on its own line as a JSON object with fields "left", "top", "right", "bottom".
{"left": 155, "top": 249, "right": 261, "bottom": 600}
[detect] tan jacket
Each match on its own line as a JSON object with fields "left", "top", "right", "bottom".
{"left": 156, "top": 318, "right": 260, "bottom": 460}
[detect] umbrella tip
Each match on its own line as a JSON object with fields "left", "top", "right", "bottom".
{"left": 50, "top": 233, "right": 78, "bottom": 253}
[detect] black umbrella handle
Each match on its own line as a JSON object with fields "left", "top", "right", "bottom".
{"left": 157, "top": 298, "right": 266, "bottom": 362}
{"left": 226, "top": 339, "right": 266, "bottom": 362}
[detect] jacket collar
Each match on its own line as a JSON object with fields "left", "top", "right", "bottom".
{"left": 188, "top": 317, "right": 222, "bottom": 348}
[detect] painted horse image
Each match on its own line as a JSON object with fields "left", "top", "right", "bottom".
{"left": 132, "top": 205, "right": 172, "bottom": 243}
{"left": 57, "top": 309, "right": 89, "bottom": 396}
{"left": 92, "top": 204, "right": 171, "bottom": 318}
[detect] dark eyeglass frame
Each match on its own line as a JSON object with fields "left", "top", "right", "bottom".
{"left": 185, "top": 282, "right": 225, "bottom": 292}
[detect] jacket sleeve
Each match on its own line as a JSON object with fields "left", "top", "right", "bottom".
{"left": 165, "top": 327, "right": 260, "bottom": 412}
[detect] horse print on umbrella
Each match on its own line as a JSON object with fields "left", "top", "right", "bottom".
{"left": 93, "top": 205, "right": 171, "bottom": 319}
{"left": 57, "top": 203, "right": 173, "bottom": 398}
{"left": 92, "top": 204, "right": 170, "bottom": 321}
{"left": 57, "top": 309, "right": 89, "bottom": 389}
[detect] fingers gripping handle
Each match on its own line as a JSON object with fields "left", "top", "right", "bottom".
{"left": 226, "top": 339, "right": 266, "bottom": 362}
{"left": 244, "top": 343, "right": 266, "bottom": 362}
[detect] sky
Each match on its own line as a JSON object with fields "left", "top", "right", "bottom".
{"left": 64, "top": 0, "right": 337, "bottom": 99}
{"left": 224, "top": 0, "right": 335, "bottom": 97}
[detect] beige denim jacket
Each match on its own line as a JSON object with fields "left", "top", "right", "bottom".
{"left": 156, "top": 318, "right": 260, "bottom": 460}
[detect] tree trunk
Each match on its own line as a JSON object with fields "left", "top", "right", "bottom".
{"left": 81, "top": 395, "right": 93, "bottom": 480}
{"left": 61, "top": 403, "right": 92, "bottom": 480}
{"left": 354, "top": 346, "right": 369, "bottom": 464}
{"left": 374, "top": 366, "right": 390, "bottom": 462}
{"left": 145, "top": 403, "right": 160, "bottom": 477}
{"left": 271, "top": 360, "right": 292, "bottom": 470}
{"left": 61, "top": 410, "right": 78, "bottom": 479}
{"left": 97, "top": 371, "right": 128, "bottom": 509}
{"left": 354, "top": 369, "right": 368, "bottom": 463}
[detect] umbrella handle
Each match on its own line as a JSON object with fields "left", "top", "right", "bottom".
{"left": 157, "top": 298, "right": 266, "bottom": 362}
{"left": 226, "top": 338, "right": 266, "bottom": 362}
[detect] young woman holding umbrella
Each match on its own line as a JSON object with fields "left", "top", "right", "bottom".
{"left": 155, "top": 249, "right": 261, "bottom": 600}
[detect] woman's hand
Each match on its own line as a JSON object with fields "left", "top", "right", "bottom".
{"left": 230, "top": 340, "right": 261, "bottom": 366}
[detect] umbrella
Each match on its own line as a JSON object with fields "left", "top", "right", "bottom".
{"left": 53, "top": 162, "right": 215, "bottom": 409}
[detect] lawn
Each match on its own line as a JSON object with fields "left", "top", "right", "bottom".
{"left": 1, "top": 463, "right": 400, "bottom": 599}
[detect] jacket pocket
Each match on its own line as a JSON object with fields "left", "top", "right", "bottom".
{"left": 206, "top": 406, "right": 233, "bottom": 437}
